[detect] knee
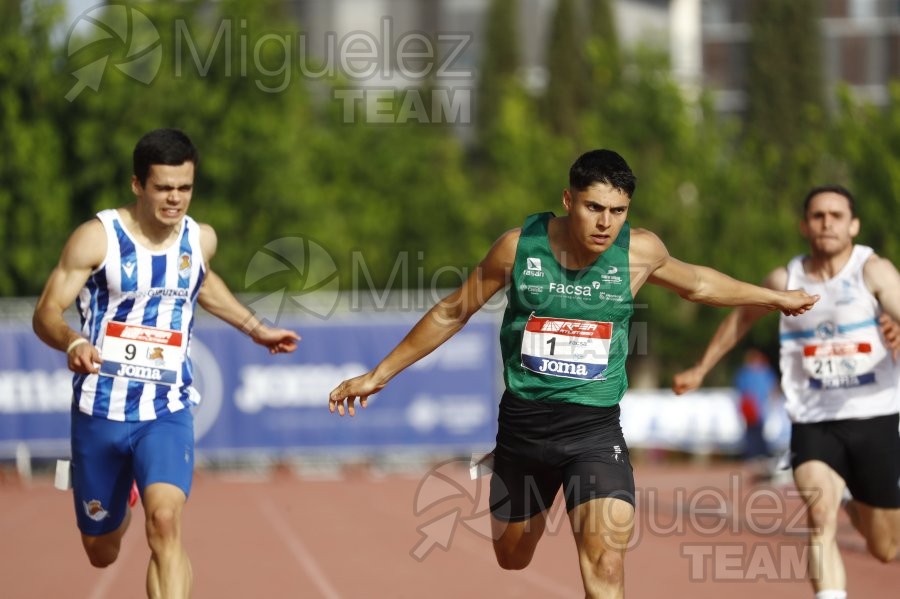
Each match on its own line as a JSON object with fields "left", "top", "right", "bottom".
{"left": 83, "top": 543, "right": 119, "bottom": 569}
{"left": 583, "top": 550, "right": 625, "bottom": 588}
{"left": 807, "top": 501, "right": 839, "bottom": 534}
{"left": 868, "top": 539, "right": 898, "bottom": 564}
{"left": 146, "top": 506, "right": 180, "bottom": 544}
{"left": 493, "top": 544, "right": 534, "bottom": 570}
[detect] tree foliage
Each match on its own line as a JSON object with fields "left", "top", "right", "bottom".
{"left": 1, "top": 0, "right": 899, "bottom": 386}
{"left": 745, "top": 0, "right": 825, "bottom": 155}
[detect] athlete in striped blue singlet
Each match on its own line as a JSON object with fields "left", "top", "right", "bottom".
{"left": 33, "top": 129, "right": 300, "bottom": 599}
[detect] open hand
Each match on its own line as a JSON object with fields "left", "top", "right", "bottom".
{"left": 329, "top": 372, "right": 384, "bottom": 416}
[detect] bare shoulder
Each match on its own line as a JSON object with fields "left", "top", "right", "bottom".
{"left": 61, "top": 218, "right": 107, "bottom": 270}
{"left": 628, "top": 227, "right": 668, "bottom": 267}
{"left": 197, "top": 222, "right": 218, "bottom": 263}
{"left": 863, "top": 253, "right": 900, "bottom": 291}
{"left": 485, "top": 228, "right": 521, "bottom": 264}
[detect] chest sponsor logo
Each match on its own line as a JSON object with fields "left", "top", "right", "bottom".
{"left": 524, "top": 257, "right": 544, "bottom": 278}
{"left": 549, "top": 282, "right": 593, "bottom": 297}
{"left": 178, "top": 252, "right": 192, "bottom": 279}
{"left": 601, "top": 265, "right": 622, "bottom": 285}
{"left": 815, "top": 321, "right": 837, "bottom": 339}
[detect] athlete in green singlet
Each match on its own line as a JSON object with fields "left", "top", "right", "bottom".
{"left": 329, "top": 149, "right": 818, "bottom": 599}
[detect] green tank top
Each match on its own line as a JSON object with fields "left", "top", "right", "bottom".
{"left": 499, "top": 212, "right": 634, "bottom": 407}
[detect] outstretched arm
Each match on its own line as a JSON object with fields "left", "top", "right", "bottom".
{"left": 630, "top": 229, "right": 815, "bottom": 315}
{"left": 328, "top": 229, "right": 518, "bottom": 416}
{"left": 671, "top": 272, "right": 787, "bottom": 396}
{"left": 197, "top": 224, "right": 300, "bottom": 354}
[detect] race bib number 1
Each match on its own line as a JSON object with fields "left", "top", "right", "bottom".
{"left": 99, "top": 322, "right": 184, "bottom": 386}
{"left": 521, "top": 315, "right": 612, "bottom": 380}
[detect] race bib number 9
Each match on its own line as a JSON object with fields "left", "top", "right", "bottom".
{"left": 99, "top": 322, "right": 185, "bottom": 386}
{"left": 521, "top": 315, "right": 612, "bottom": 380}
{"left": 802, "top": 342, "right": 876, "bottom": 390}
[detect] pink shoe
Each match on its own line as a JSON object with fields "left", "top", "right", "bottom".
{"left": 129, "top": 481, "right": 139, "bottom": 507}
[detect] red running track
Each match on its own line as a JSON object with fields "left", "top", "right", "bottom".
{"left": 1, "top": 461, "right": 897, "bottom": 598}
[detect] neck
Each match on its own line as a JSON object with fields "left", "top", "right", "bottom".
{"left": 804, "top": 245, "right": 854, "bottom": 281}
{"left": 121, "top": 205, "right": 181, "bottom": 249}
{"left": 550, "top": 217, "right": 601, "bottom": 270}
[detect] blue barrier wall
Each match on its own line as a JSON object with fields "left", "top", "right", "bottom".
{"left": 0, "top": 318, "right": 789, "bottom": 459}
{"left": 0, "top": 319, "right": 501, "bottom": 458}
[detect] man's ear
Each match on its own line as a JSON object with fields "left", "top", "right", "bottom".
{"left": 131, "top": 175, "right": 142, "bottom": 197}
{"left": 849, "top": 216, "right": 860, "bottom": 238}
{"left": 562, "top": 188, "right": 573, "bottom": 212}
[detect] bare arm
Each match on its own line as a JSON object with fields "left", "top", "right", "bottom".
{"left": 630, "top": 229, "right": 816, "bottom": 314}
{"left": 863, "top": 254, "right": 900, "bottom": 358}
{"left": 328, "top": 229, "right": 518, "bottom": 416}
{"left": 864, "top": 254, "right": 900, "bottom": 322}
{"left": 196, "top": 224, "right": 300, "bottom": 354}
{"left": 672, "top": 268, "right": 787, "bottom": 394}
{"left": 32, "top": 220, "right": 106, "bottom": 374}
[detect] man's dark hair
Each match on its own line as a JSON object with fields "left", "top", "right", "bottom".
{"left": 568, "top": 149, "right": 637, "bottom": 197}
{"left": 803, "top": 184, "right": 856, "bottom": 217}
{"left": 133, "top": 128, "right": 199, "bottom": 187}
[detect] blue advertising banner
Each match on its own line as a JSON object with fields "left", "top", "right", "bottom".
{"left": 0, "top": 318, "right": 787, "bottom": 459}
{"left": 0, "top": 319, "right": 501, "bottom": 458}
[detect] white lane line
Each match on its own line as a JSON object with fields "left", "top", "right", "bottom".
{"left": 258, "top": 499, "right": 343, "bottom": 599}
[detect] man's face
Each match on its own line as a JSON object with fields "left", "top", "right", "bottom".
{"left": 801, "top": 192, "right": 859, "bottom": 257}
{"left": 131, "top": 162, "right": 195, "bottom": 229}
{"left": 563, "top": 182, "right": 631, "bottom": 254}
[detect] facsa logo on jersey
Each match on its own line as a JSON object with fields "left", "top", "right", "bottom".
{"left": 122, "top": 261, "right": 136, "bottom": 279}
{"left": 83, "top": 499, "right": 109, "bottom": 522}
{"left": 524, "top": 257, "right": 544, "bottom": 277}
{"left": 549, "top": 282, "right": 593, "bottom": 297}
{"left": 178, "top": 253, "right": 191, "bottom": 279}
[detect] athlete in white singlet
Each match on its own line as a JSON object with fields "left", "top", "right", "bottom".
{"left": 674, "top": 185, "right": 900, "bottom": 599}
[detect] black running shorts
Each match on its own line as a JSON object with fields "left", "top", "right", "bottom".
{"left": 489, "top": 391, "right": 635, "bottom": 522}
{"left": 790, "top": 412, "right": 900, "bottom": 508}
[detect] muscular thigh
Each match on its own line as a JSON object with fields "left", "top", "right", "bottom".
{"left": 70, "top": 408, "right": 134, "bottom": 535}
{"left": 132, "top": 408, "right": 195, "bottom": 498}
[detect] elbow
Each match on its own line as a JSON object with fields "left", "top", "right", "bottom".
{"left": 680, "top": 289, "right": 715, "bottom": 305}
{"left": 32, "top": 306, "right": 47, "bottom": 339}
{"left": 432, "top": 299, "right": 471, "bottom": 330}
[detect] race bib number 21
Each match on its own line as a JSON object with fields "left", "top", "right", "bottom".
{"left": 520, "top": 315, "right": 612, "bottom": 380}
{"left": 99, "top": 322, "right": 184, "bottom": 385}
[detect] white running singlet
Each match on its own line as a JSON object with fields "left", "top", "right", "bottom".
{"left": 779, "top": 245, "right": 899, "bottom": 423}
